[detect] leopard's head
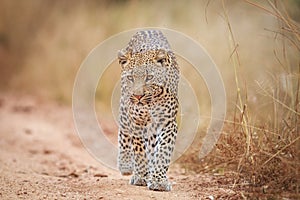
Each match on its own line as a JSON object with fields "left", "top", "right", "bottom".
{"left": 118, "top": 49, "right": 171, "bottom": 105}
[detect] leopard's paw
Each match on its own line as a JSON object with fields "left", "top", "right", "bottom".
{"left": 147, "top": 179, "right": 171, "bottom": 191}
{"left": 118, "top": 163, "right": 133, "bottom": 176}
{"left": 130, "top": 174, "right": 147, "bottom": 186}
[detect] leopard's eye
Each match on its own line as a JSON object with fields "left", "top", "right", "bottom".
{"left": 127, "top": 75, "right": 134, "bottom": 81}
{"left": 146, "top": 75, "right": 154, "bottom": 81}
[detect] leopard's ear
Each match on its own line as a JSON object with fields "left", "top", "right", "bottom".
{"left": 155, "top": 49, "right": 168, "bottom": 66}
{"left": 118, "top": 48, "right": 131, "bottom": 70}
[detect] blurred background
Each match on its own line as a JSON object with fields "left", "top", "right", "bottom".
{"left": 1, "top": 0, "right": 298, "bottom": 103}
{"left": 0, "top": 0, "right": 299, "bottom": 194}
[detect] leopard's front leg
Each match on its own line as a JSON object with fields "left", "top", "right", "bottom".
{"left": 147, "top": 120, "right": 177, "bottom": 191}
{"left": 118, "top": 130, "right": 133, "bottom": 175}
{"left": 130, "top": 126, "right": 148, "bottom": 186}
{"left": 117, "top": 102, "right": 133, "bottom": 176}
{"left": 147, "top": 98, "right": 178, "bottom": 191}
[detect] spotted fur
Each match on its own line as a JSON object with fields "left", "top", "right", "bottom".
{"left": 117, "top": 30, "right": 179, "bottom": 191}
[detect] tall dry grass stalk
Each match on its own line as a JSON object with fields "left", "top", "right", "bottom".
{"left": 221, "top": 0, "right": 252, "bottom": 172}
{"left": 212, "top": 0, "right": 300, "bottom": 196}
{"left": 181, "top": 0, "right": 299, "bottom": 198}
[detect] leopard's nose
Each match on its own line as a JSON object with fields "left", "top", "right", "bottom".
{"left": 133, "top": 94, "right": 143, "bottom": 100}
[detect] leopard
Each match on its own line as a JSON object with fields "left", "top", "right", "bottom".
{"left": 117, "top": 29, "right": 179, "bottom": 191}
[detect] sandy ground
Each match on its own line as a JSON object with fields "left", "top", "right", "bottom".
{"left": 0, "top": 93, "right": 244, "bottom": 199}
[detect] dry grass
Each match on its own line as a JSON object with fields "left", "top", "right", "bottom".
{"left": 179, "top": 0, "right": 300, "bottom": 198}
{"left": 0, "top": 0, "right": 299, "bottom": 198}
{"left": 228, "top": 0, "right": 300, "bottom": 194}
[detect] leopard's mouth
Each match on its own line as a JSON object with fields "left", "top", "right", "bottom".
{"left": 133, "top": 94, "right": 144, "bottom": 100}
{"left": 129, "top": 94, "right": 152, "bottom": 105}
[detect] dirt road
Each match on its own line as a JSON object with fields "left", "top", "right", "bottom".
{"left": 0, "top": 93, "right": 241, "bottom": 199}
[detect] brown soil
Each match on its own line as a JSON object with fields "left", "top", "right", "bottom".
{"left": 0, "top": 93, "right": 245, "bottom": 199}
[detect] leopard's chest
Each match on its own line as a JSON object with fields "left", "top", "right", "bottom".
{"left": 127, "top": 104, "right": 151, "bottom": 126}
